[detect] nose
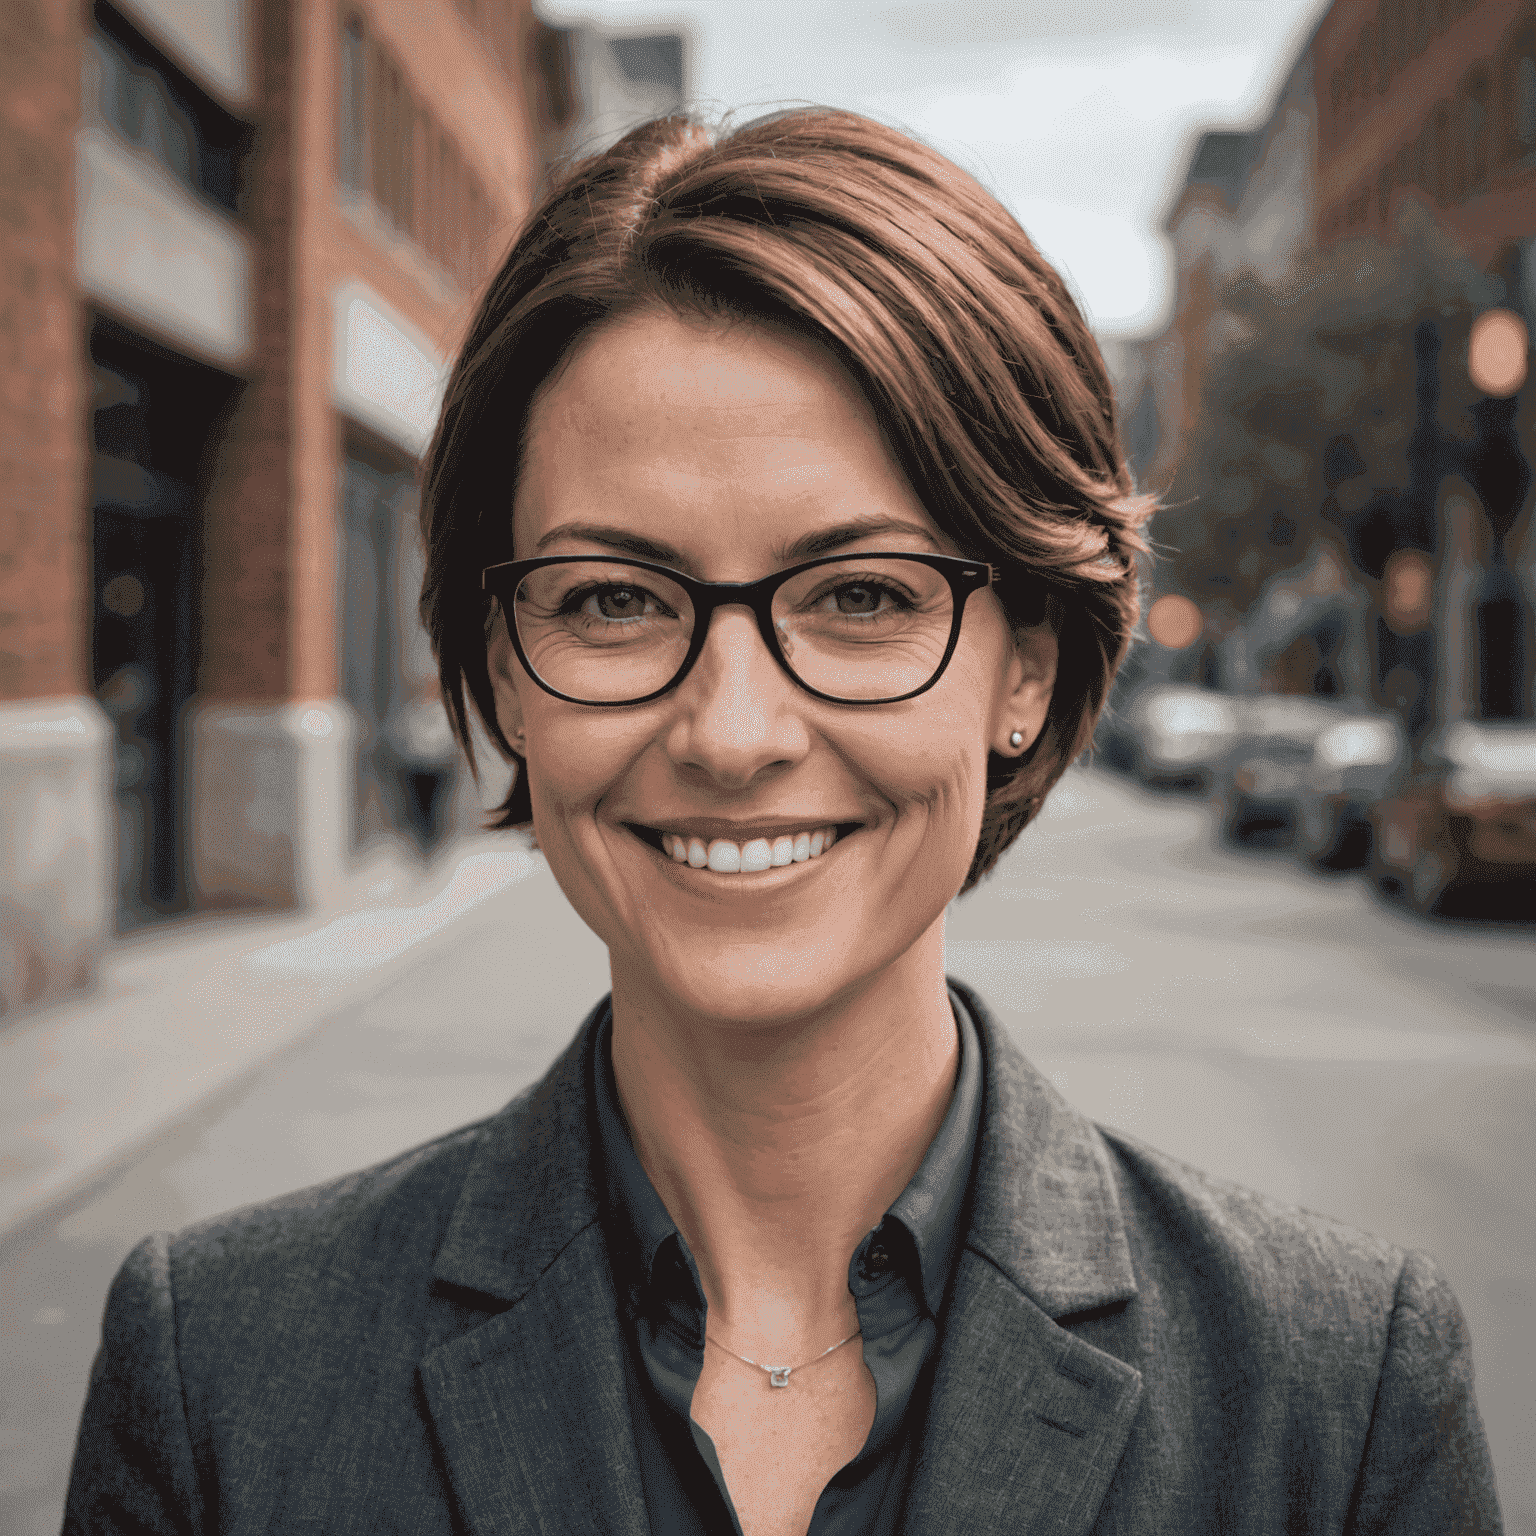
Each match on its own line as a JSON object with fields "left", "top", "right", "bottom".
{"left": 663, "top": 603, "right": 809, "bottom": 788}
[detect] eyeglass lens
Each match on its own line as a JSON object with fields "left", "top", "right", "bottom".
{"left": 509, "top": 557, "right": 957, "bottom": 703}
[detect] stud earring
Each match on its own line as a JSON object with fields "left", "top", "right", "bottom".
{"left": 1009, "top": 730, "right": 1024, "bottom": 749}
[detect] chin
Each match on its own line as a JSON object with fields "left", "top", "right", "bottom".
{"left": 633, "top": 929, "right": 894, "bottom": 1032}
{"left": 633, "top": 901, "right": 955, "bottom": 1036}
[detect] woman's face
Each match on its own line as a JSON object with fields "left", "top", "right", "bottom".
{"left": 486, "top": 309, "right": 1056, "bottom": 1030}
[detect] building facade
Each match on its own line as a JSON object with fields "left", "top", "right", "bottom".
{"left": 1, "top": 0, "right": 692, "bottom": 1021}
{"left": 1102, "top": 36, "right": 1320, "bottom": 701}
{"left": 1313, "top": 0, "right": 1536, "bottom": 726}
{"left": 1122, "top": 42, "right": 1318, "bottom": 509}
{"left": 1314, "top": 0, "right": 1536, "bottom": 262}
{"left": 1112, "top": 0, "right": 1534, "bottom": 725}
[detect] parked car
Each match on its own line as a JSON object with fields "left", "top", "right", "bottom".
{"left": 1294, "top": 712, "right": 1408, "bottom": 870}
{"left": 1214, "top": 694, "right": 1344, "bottom": 848}
{"left": 1369, "top": 718, "right": 1536, "bottom": 918}
{"left": 1127, "top": 685, "right": 1244, "bottom": 793}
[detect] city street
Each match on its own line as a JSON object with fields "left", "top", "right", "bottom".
{"left": 3, "top": 765, "right": 1532, "bottom": 1534}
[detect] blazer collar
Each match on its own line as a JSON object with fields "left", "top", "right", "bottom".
{"left": 421, "top": 985, "right": 1142, "bottom": 1536}
{"left": 950, "top": 977, "right": 1138, "bottom": 1319}
{"left": 421, "top": 999, "right": 648, "bottom": 1536}
{"left": 431, "top": 998, "right": 607, "bottom": 1303}
{"left": 902, "top": 980, "right": 1144, "bottom": 1536}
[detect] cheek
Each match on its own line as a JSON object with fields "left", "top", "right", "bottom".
{"left": 846, "top": 670, "right": 995, "bottom": 834}
{"left": 520, "top": 712, "right": 645, "bottom": 943}
{"left": 524, "top": 704, "right": 636, "bottom": 827}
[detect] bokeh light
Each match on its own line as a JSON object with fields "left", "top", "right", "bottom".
{"left": 1383, "top": 549, "right": 1433, "bottom": 633}
{"left": 1466, "top": 308, "right": 1529, "bottom": 397}
{"left": 1147, "top": 593, "right": 1204, "bottom": 649}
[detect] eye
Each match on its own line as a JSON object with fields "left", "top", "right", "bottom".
{"left": 835, "top": 582, "right": 882, "bottom": 614}
{"left": 816, "top": 579, "right": 912, "bottom": 616}
{"left": 569, "top": 583, "right": 665, "bottom": 621}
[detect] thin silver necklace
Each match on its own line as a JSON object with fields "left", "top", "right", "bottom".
{"left": 705, "top": 1328, "right": 862, "bottom": 1389}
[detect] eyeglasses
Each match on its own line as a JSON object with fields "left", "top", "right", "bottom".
{"left": 480, "top": 552, "right": 997, "bottom": 706}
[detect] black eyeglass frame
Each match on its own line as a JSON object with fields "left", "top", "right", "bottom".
{"left": 480, "top": 551, "right": 998, "bottom": 707}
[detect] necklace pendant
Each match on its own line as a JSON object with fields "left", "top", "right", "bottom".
{"left": 768, "top": 1367, "right": 791, "bottom": 1388}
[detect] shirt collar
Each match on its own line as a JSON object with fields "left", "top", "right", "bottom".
{"left": 885, "top": 984, "right": 982, "bottom": 1315}
{"left": 592, "top": 1000, "right": 685, "bottom": 1298}
{"left": 592, "top": 984, "right": 984, "bottom": 1319}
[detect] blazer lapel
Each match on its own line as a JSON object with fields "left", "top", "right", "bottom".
{"left": 904, "top": 983, "right": 1147, "bottom": 1535}
{"left": 419, "top": 1003, "right": 650, "bottom": 1536}
{"left": 419, "top": 1226, "right": 648, "bottom": 1536}
{"left": 904, "top": 1251, "right": 1142, "bottom": 1534}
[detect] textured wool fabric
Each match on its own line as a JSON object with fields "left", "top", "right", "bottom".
{"left": 592, "top": 988, "right": 984, "bottom": 1532}
{"left": 63, "top": 982, "right": 1503, "bottom": 1534}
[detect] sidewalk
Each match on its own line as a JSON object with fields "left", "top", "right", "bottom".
{"left": 0, "top": 833, "right": 539, "bottom": 1246}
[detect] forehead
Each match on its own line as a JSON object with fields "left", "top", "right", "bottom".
{"left": 512, "top": 309, "right": 946, "bottom": 566}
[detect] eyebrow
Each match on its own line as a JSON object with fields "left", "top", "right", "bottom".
{"left": 532, "top": 515, "right": 943, "bottom": 569}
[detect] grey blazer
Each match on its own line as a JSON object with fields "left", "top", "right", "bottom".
{"left": 64, "top": 982, "right": 1502, "bottom": 1534}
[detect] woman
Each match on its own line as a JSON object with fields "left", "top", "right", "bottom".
{"left": 66, "top": 109, "right": 1500, "bottom": 1535}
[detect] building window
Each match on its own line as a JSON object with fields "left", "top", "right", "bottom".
{"left": 89, "top": 26, "right": 196, "bottom": 192}
{"left": 85, "top": 5, "right": 249, "bottom": 212}
{"left": 337, "top": 14, "right": 497, "bottom": 290}
{"left": 371, "top": 55, "right": 416, "bottom": 234}
{"left": 90, "top": 30, "right": 195, "bottom": 186}
{"left": 340, "top": 16, "right": 366, "bottom": 191}
{"left": 609, "top": 34, "right": 686, "bottom": 95}
{"left": 531, "top": 23, "right": 578, "bottom": 135}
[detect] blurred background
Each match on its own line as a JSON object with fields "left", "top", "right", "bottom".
{"left": 0, "top": 0, "right": 1532, "bottom": 1531}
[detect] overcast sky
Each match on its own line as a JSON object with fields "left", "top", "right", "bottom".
{"left": 536, "top": 0, "right": 1330, "bottom": 338}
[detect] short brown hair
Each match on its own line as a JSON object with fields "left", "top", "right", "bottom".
{"left": 420, "top": 108, "right": 1154, "bottom": 895}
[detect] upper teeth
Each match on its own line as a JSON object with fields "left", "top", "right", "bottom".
{"left": 662, "top": 827, "right": 840, "bottom": 873}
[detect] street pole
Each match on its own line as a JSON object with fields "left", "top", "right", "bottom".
{"left": 1462, "top": 284, "right": 1532, "bottom": 718}
{"left": 1399, "top": 306, "right": 1531, "bottom": 724}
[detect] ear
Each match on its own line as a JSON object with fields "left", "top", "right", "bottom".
{"left": 995, "top": 618, "right": 1058, "bottom": 757}
{"left": 484, "top": 604, "right": 528, "bottom": 751}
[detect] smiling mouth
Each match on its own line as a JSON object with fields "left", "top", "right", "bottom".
{"left": 625, "top": 822, "right": 862, "bottom": 874}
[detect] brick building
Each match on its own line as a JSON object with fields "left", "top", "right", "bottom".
{"left": 1117, "top": 0, "right": 1536, "bottom": 504}
{"left": 1102, "top": 36, "right": 1319, "bottom": 697}
{"left": 0, "top": 0, "right": 687, "bottom": 1021}
{"left": 1111, "top": 0, "right": 1535, "bottom": 721}
{"left": 1314, "top": 0, "right": 1536, "bottom": 261}
{"left": 1312, "top": 0, "right": 1536, "bottom": 726}
{"left": 1112, "top": 42, "right": 1318, "bottom": 512}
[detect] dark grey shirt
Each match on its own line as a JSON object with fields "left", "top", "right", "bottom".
{"left": 591, "top": 986, "right": 984, "bottom": 1535}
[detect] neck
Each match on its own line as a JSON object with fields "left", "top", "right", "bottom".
{"left": 608, "top": 923, "right": 959, "bottom": 1357}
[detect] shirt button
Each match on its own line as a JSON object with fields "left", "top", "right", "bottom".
{"left": 860, "top": 1241, "right": 892, "bottom": 1282}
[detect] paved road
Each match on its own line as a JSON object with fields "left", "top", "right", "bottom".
{"left": 4, "top": 767, "right": 1532, "bottom": 1534}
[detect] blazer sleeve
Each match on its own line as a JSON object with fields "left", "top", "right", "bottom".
{"left": 1347, "top": 1248, "right": 1503, "bottom": 1535}
{"left": 62, "top": 1233, "right": 207, "bottom": 1536}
